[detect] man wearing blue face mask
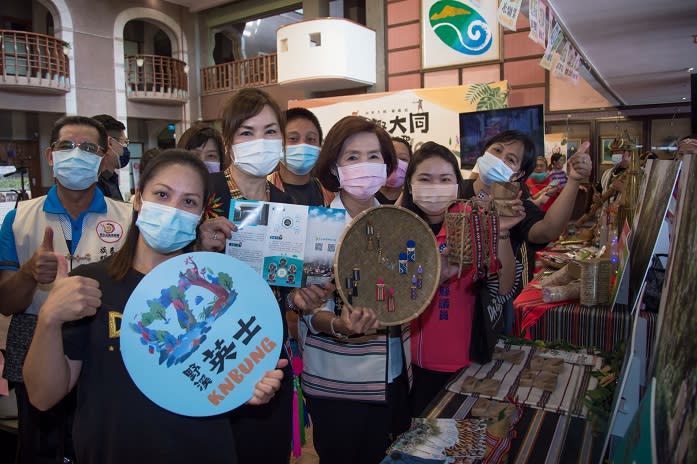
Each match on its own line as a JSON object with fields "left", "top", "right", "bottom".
{"left": 93, "top": 114, "right": 129, "bottom": 201}
{"left": 268, "top": 107, "right": 334, "bottom": 206}
{"left": 0, "top": 115, "right": 133, "bottom": 464}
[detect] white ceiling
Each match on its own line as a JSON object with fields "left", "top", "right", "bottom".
{"left": 548, "top": 0, "right": 696, "bottom": 106}
{"left": 171, "top": 0, "right": 696, "bottom": 106}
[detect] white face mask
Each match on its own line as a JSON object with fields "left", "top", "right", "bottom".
{"left": 337, "top": 162, "right": 387, "bottom": 201}
{"left": 411, "top": 183, "right": 459, "bottom": 216}
{"left": 231, "top": 139, "right": 283, "bottom": 177}
{"left": 478, "top": 151, "right": 516, "bottom": 186}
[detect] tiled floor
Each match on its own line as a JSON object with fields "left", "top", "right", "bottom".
{"left": 289, "top": 424, "right": 319, "bottom": 464}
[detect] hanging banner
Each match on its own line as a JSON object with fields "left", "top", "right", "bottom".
{"left": 537, "top": 1, "right": 548, "bottom": 46}
{"left": 552, "top": 40, "right": 570, "bottom": 78}
{"left": 497, "top": 0, "right": 523, "bottom": 31}
{"left": 539, "top": 23, "right": 563, "bottom": 70}
{"left": 289, "top": 82, "right": 509, "bottom": 164}
{"left": 421, "top": 0, "right": 501, "bottom": 69}
{"left": 528, "top": 0, "right": 541, "bottom": 45}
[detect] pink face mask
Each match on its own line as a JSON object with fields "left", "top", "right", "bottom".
{"left": 385, "top": 159, "right": 408, "bottom": 188}
{"left": 337, "top": 162, "right": 387, "bottom": 201}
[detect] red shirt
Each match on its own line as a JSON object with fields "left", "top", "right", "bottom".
{"left": 410, "top": 224, "right": 477, "bottom": 373}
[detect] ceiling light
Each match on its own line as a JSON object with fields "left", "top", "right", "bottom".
{"left": 682, "top": 97, "right": 687, "bottom": 100}
{"left": 688, "top": 67, "right": 695, "bottom": 73}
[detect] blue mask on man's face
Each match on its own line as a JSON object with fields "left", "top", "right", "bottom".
{"left": 119, "top": 146, "right": 130, "bottom": 168}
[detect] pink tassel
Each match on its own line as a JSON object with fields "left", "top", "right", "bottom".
{"left": 292, "top": 386, "right": 301, "bottom": 457}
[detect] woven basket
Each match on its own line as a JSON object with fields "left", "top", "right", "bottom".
{"left": 444, "top": 199, "right": 497, "bottom": 276}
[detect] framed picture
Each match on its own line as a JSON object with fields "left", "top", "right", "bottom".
{"left": 421, "top": 0, "right": 501, "bottom": 70}
{"left": 600, "top": 137, "right": 617, "bottom": 164}
{"left": 566, "top": 138, "right": 581, "bottom": 158}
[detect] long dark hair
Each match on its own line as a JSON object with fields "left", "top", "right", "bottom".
{"left": 108, "top": 149, "right": 209, "bottom": 280}
{"left": 401, "top": 141, "right": 464, "bottom": 224}
{"left": 314, "top": 116, "right": 396, "bottom": 192}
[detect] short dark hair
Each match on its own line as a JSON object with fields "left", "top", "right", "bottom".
{"left": 91, "top": 114, "right": 126, "bottom": 138}
{"left": 314, "top": 116, "right": 397, "bottom": 192}
{"left": 177, "top": 124, "right": 227, "bottom": 169}
{"left": 285, "top": 107, "right": 323, "bottom": 144}
{"left": 482, "top": 130, "right": 537, "bottom": 180}
{"left": 51, "top": 116, "right": 108, "bottom": 152}
{"left": 221, "top": 88, "right": 285, "bottom": 152}
{"left": 401, "top": 141, "right": 464, "bottom": 223}
{"left": 391, "top": 136, "right": 412, "bottom": 159}
{"left": 140, "top": 147, "right": 162, "bottom": 173}
{"left": 550, "top": 153, "right": 563, "bottom": 165}
{"left": 108, "top": 149, "right": 209, "bottom": 280}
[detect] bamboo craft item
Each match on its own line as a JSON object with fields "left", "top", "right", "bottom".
{"left": 578, "top": 257, "right": 611, "bottom": 306}
{"left": 444, "top": 199, "right": 499, "bottom": 278}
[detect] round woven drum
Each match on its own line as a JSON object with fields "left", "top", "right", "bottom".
{"left": 334, "top": 205, "right": 441, "bottom": 326}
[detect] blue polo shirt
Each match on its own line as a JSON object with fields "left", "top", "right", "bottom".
{"left": 0, "top": 186, "right": 107, "bottom": 270}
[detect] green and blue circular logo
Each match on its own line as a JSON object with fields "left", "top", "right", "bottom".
{"left": 429, "top": 1, "right": 493, "bottom": 56}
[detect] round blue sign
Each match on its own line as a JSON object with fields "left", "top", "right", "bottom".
{"left": 120, "top": 252, "right": 283, "bottom": 416}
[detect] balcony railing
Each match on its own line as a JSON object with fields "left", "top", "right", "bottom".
{"left": 0, "top": 29, "right": 70, "bottom": 93}
{"left": 201, "top": 53, "right": 277, "bottom": 95}
{"left": 125, "top": 54, "right": 188, "bottom": 104}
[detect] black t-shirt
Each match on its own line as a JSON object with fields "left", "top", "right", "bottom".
{"left": 281, "top": 179, "right": 324, "bottom": 207}
{"left": 375, "top": 191, "right": 398, "bottom": 205}
{"left": 63, "top": 258, "right": 238, "bottom": 464}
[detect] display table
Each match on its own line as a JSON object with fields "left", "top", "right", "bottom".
{"left": 384, "top": 341, "right": 606, "bottom": 463}
{"left": 513, "top": 280, "right": 657, "bottom": 358}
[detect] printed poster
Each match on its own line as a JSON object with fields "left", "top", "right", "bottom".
{"left": 290, "top": 82, "right": 509, "bottom": 165}
{"left": 421, "top": 0, "right": 501, "bottom": 69}
{"left": 120, "top": 252, "right": 283, "bottom": 416}
{"left": 225, "top": 201, "right": 347, "bottom": 288}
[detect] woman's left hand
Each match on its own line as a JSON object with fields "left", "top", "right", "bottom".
{"left": 197, "top": 217, "right": 237, "bottom": 252}
{"left": 248, "top": 358, "right": 288, "bottom": 406}
{"left": 498, "top": 192, "right": 526, "bottom": 231}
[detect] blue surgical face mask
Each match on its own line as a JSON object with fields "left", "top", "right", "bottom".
{"left": 136, "top": 200, "right": 201, "bottom": 254}
{"left": 611, "top": 154, "right": 623, "bottom": 164}
{"left": 478, "top": 151, "right": 516, "bottom": 186}
{"left": 52, "top": 147, "right": 102, "bottom": 191}
{"left": 282, "top": 144, "right": 320, "bottom": 175}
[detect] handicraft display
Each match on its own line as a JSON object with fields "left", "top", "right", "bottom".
{"left": 120, "top": 252, "right": 283, "bottom": 416}
{"left": 334, "top": 205, "right": 440, "bottom": 326}
{"left": 445, "top": 199, "right": 501, "bottom": 278}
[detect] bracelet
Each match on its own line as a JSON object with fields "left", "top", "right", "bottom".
{"left": 498, "top": 232, "right": 511, "bottom": 240}
{"left": 330, "top": 316, "right": 348, "bottom": 340}
{"left": 285, "top": 290, "right": 298, "bottom": 311}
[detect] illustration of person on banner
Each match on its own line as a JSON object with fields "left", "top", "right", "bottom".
{"left": 22, "top": 150, "right": 287, "bottom": 464}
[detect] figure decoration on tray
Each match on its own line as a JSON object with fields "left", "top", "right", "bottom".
{"left": 120, "top": 251, "right": 283, "bottom": 417}
{"left": 334, "top": 205, "right": 442, "bottom": 325}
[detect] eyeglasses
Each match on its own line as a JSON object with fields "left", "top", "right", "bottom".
{"left": 51, "top": 140, "right": 104, "bottom": 155}
{"left": 111, "top": 137, "right": 130, "bottom": 148}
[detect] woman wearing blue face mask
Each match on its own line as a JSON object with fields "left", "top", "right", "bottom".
{"left": 199, "top": 88, "right": 297, "bottom": 464}
{"left": 267, "top": 107, "right": 334, "bottom": 207}
{"left": 290, "top": 116, "right": 408, "bottom": 464}
{"left": 177, "top": 124, "right": 227, "bottom": 174}
{"left": 23, "top": 150, "right": 286, "bottom": 464}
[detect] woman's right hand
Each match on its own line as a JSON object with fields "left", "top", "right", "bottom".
{"left": 39, "top": 254, "right": 101, "bottom": 328}
{"left": 339, "top": 304, "right": 379, "bottom": 335}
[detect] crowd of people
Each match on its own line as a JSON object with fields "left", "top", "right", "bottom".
{"left": 0, "top": 87, "right": 691, "bottom": 464}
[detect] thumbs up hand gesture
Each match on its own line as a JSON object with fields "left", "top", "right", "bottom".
{"left": 22, "top": 227, "right": 59, "bottom": 284}
{"left": 39, "top": 253, "right": 102, "bottom": 327}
